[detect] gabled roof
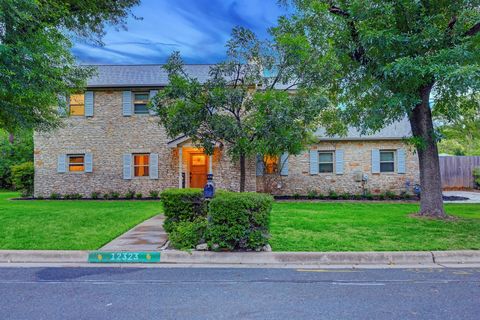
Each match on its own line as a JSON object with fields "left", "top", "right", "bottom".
{"left": 86, "top": 64, "right": 214, "bottom": 88}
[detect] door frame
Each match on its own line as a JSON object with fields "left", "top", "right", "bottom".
{"left": 189, "top": 152, "right": 208, "bottom": 188}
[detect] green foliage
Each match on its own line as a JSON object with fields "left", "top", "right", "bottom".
{"left": 153, "top": 27, "right": 326, "bottom": 190}
{"left": 0, "top": 130, "right": 33, "bottom": 189}
{"left": 135, "top": 193, "right": 143, "bottom": 199}
{"left": 109, "top": 192, "right": 120, "bottom": 200}
{"left": 206, "top": 192, "right": 273, "bottom": 251}
{"left": 474, "top": 167, "right": 480, "bottom": 188}
{"left": 124, "top": 190, "right": 135, "bottom": 199}
{"left": 49, "top": 193, "right": 61, "bottom": 200}
{"left": 0, "top": 0, "right": 139, "bottom": 131}
{"left": 10, "top": 161, "right": 34, "bottom": 197}
{"left": 149, "top": 190, "right": 160, "bottom": 199}
{"left": 328, "top": 190, "right": 338, "bottom": 200}
{"left": 307, "top": 189, "right": 318, "bottom": 199}
{"left": 64, "top": 193, "right": 83, "bottom": 200}
{"left": 169, "top": 219, "right": 208, "bottom": 250}
{"left": 160, "top": 188, "right": 207, "bottom": 233}
{"left": 90, "top": 192, "right": 100, "bottom": 200}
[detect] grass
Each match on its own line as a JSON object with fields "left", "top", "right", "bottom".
{"left": 270, "top": 201, "right": 480, "bottom": 252}
{"left": 0, "top": 192, "right": 162, "bottom": 250}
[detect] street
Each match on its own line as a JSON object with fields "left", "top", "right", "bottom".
{"left": 0, "top": 266, "right": 479, "bottom": 319}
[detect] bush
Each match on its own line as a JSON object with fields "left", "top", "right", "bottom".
{"left": 109, "top": 191, "right": 120, "bottom": 199}
{"left": 149, "top": 190, "right": 159, "bottom": 199}
{"left": 64, "top": 193, "right": 82, "bottom": 200}
{"left": 474, "top": 167, "right": 480, "bottom": 189}
{"left": 385, "top": 190, "right": 396, "bottom": 199}
{"left": 10, "top": 161, "right": 34, "bottom": 196}
{"left": 135, "top": 193, "right": 143, "bottom": 199}
{"left": 328, "top": 190, "right": 338, "bottom": 200}
{"left": 49, "top": 193, "right": 61, "bottom": 200}
{"left": 91, "top": 192, "right": 100, "bottom": 199}
{"left": 307, "top": 190, "right": 318, "bottom": 199}
{"left": 169, "top": 218, "right": 208, "bottom": 250}
{"left": 124, "top": 189, "right": 135, "bottom": 199}
{"left": 160, "top": 188, "right": 207, "bottom": 233}
{"left": 206, "top": 192, "right": 273, "bottom": 251}
{"left": 339, "top": 192, "right": 351, "bottom": 200}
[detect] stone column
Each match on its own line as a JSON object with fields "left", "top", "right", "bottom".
{"left": 209, "top": 154, "right": 213, "bottom": 175}
{"left": 178, "top": 147, "right": 183, "bottom": 188}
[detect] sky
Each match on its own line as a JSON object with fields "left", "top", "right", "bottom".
{"left": 72, "top": 0, "right": 289, "bottom": 65}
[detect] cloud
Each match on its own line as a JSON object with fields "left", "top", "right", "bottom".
{"left": 72, "top": 0, "right": 288, "bottom": 64}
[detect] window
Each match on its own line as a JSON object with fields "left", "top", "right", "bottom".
{"left": 380, "top": 150, "right": 395, "bottom": 172}
{"left": 264, "top": 155, "right": 279, "bottom": 174}
{"left": 133, "top": 93, "right": 149, "bottom": 114}
{"left": 133, "top": 154, "right": 149, "bottom": 177}
{"left": 68, "top": 155, "right": 85, "bottom": 172}
{"left": 318, "top": 151, "right": 334, "bottom": 173}
{"left": 69, "top": 94, "right": 85, "bottom": 116}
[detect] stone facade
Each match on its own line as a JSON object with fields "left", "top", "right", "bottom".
{"left": 256, "top": 140, "right": 420, "bottom": 196}
{"left": 34, "top": 89, "right": 256, "bottom": 197}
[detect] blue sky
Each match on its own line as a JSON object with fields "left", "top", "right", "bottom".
{"left": 72, "top": 0, "right": 288, "bottom": 65}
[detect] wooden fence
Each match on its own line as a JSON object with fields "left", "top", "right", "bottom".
{"left": 439, "top": 156, "right": 480, "bottom": 189}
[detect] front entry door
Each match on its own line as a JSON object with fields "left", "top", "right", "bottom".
{"left": 190, "top": 153, "right": 208, "bottom": 188}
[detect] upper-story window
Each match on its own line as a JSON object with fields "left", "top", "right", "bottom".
{"left": 69, "top": 94, "right": 85, "bottom": 116}
{"left": 319, "top": 151, "right": 334, "bottom": 173}
{"left": 264, "top": 155, "right": 279, "bottom": 174}
{"left": 68, "top": 154, "right": 85, "bottom": 172}
{"left": 380, "top": 150, "right": 395, "bottom": 172}
{"left": 133, "top": 93, "right": 149, "bottom": 114}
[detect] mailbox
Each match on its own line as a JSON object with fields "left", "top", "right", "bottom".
{"left": 203, "top": 174, "right": 215, "bottom": 199}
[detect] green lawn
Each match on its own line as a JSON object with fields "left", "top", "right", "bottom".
{"left": 270, "top": 201, "right": 480, "bottom": 252}
{"left": 0, "top": 192, "right": 162, "bottom": 250}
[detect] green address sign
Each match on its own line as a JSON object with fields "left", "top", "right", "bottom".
{"left": 88, "top": 251, "right": 161, "bottom": 263}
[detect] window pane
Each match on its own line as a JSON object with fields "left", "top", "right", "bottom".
{"left": 70, "top": 105, "right": 85, "bottom": 116}
{"left": 69, "top": 164, "right": 85, "bottom": 172}
{"left": 68, "top": 155, "right": 84, "bottom": 172}
{"left": 264, "top": 156, "right": 279, "bottom": 174}
{"left": 380, "top": 162, "right": 394, "bottom": 172}
{"left": 134, "top": 93, "right": 149, "bottom": 101}
{"left": 134, "top": 155, "right": 149, "bottom": 165}
{"left": 69, "top": 156, "right": 84, "bottom": 164}
{"left": 380, "top": 151, "right": 394, "bottom": 162}
{"left": 134, "top": 154, "right": 150, "bottom": 177}
{"left": 134, "top": 166, "right": 149, "bottom": 177}
{"left": 319, "top": 163, "right": 333, "bottom": 173}
{"left": 69, "top": 94, "right": 85, "bottom": 116}
{"left": 70, "top": 94, "right": 84, "bottom": 105}
{"left": 134, "top": 104, "right": 149, "bottom": 114}
{"left": 318, "top": 152, "right": 333, "bottom": 163}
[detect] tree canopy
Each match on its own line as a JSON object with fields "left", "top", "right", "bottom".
{"left": 0, "top": 0, "right": 140, "bottom": 132}
{"left": 274, "top": 0, "right": 480, "bottom": 217}
{"left": 153, "top": 27, "right": 327, "bottom": 191}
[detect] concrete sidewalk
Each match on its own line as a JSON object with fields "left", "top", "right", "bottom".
{"left": 444, "top": 190, "right": 480, "bottom": 203}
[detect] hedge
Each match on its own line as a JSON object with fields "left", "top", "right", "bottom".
{"left": 160, "top": 188, "right": 207, "bottom": 233}
{"left": 206, "top": 192, "right": 273, "bottom": 251}
{"left": 10, "top": 161, "right": 34, "bottom": 197}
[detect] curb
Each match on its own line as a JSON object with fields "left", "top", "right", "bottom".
{"left": 0, "top": 250, "right": 479, "bottom": 266}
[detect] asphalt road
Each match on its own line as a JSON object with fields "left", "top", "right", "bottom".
{"left": 0, "top": 266, "right": 479, "bottom": 320}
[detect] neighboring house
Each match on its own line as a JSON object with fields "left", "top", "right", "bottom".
{"left": 33, "top": 64, "right": 419, "bottom": 197}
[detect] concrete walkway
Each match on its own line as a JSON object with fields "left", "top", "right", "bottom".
{"left": 100, "top": 214, "right": 167, "bottom": 251}
{"left": 443, "top": 190, "right": 480, "bottom": 203}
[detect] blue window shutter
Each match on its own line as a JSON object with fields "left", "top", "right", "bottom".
{"left": 309, "top": 150, "right": 319, "bottom": 175}
{"left": 280, "top": 153, "right": 289, "bottom": 176}
{"left": 149, "top": 153, "right": 159, "bottom": 179}
{"left": 372, "top": 149, "right": 380, "bottom": 173}
{"left": 397, "top": 148, "right": 406, "bottom": 174}
{"left": 122, "top": 91, "right": 132, "bottom": 116}
{"left": 85, "top": 91, "right": 94, "bottom": 117}
{"left": 123, "top": 154, "right": 132, "bottom": 179}
{"left": 58, "top": 95, "right": 67, "bottom": 117}
{"left": 85, "top": 153, "right": 93, "bottom": 173}
{"left": 335, "top": 149, "right": 344, "bottom": 175}
{"left": 256, "top": 154, "right": 264, "bottom": 176}
{"left": 149, "top": 90, "right": 158, "bottom": 115}
{"left": 57, "top": 154, "right": 66, "bottom": 173}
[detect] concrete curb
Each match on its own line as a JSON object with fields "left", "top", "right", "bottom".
{"left": 0, "top": 250, "right": 479, "bottom": 266}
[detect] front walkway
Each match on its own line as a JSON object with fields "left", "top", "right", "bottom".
{"left": 101, "top": 214, "right": 167, "bottom": 251}
{"left": 443, "top": 190, "right": 480, "bottom": 204}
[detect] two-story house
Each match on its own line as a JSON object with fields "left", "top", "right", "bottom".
{"left": 34, "top": 64, "right": 419, "bottom": 197}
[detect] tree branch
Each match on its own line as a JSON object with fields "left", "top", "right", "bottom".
{"left": 464, "top": 22, "right": 480, "bottom": 37}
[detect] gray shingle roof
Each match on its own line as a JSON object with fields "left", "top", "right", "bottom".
{"left": 315, "top": 117, "right": 411, "bottom": 140}
{"left": 86, "top": 64, "right": 214, "bottom": 88}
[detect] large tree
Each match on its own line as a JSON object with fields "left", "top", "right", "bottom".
{"left": 153, "top": 27, "right": 327, "bottom": 191}
{"left": 0, "top": 0, "right": 140, "bottom": 132}
{"left": 275, "top": 0, "right": 480, "bottom": 217}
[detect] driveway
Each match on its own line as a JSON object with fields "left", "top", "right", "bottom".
{"left": 443, "top": 190, "right": 480, "bottom": 203}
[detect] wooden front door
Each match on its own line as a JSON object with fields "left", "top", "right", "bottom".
{"left": 190, "top": 153, "right": 208, "bottom": 188}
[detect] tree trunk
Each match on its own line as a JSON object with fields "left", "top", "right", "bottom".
{"left": 239, "top": 153, "right": 246, "bottom": 192}
{"left": 409, "top": 85, "right": 446, "bottom": 218}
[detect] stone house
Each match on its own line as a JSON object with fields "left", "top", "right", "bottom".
{"left": 34, "top": 65, "right": 419, "bottom": 197}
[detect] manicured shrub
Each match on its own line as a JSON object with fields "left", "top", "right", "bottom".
{"left": 91, "top": 192, "right": 100, "bottom": 199}
{"left": 109, "top": 191, "right": 120, "bottom": 199}
{"left": 135, "top": 193, "right": 143, "bottom": 199}
{"left": 149, "top": 190, "right": 159, "bottom": 199}
{"left": 385, "top": 190, "right": 396, "bottom": 199}
{"left": 328, "top": 190, "right": 338, "bottom": 200}
{"left": 64, "top": 193, "right": 82, "bottom": 200}
{"left": 206, "top": 192, "right": 273, "bottom": 251}
{"left": 474, "top": 167, "right": 480, "bottom": 189}
{"left": 364, "top": 192, "right": 374, "bottom": 200}
{"left": 49, "top": 193, "right": 61, "bottom": 200}
{"left": 307, "top": 190, "right": 318, "bottom": 199}
{"left": 10, "top": 161, "right": 34, "bottom": 197}
{"left": 339, "top": 193, "right": 351, "bottom": 200}
{"left": 124, "top": 189, "right": 135, "bottom": 199}
{"left": 103, "top": 193, "right": 110, "bottom": 200}
{"left": 169, "top": 218, "right": 208, "bottom": 250}
{"left": 160, "top": 188, "right": 207, "bottom": 233}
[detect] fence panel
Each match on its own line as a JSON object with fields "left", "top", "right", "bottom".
{"left": 439, "top": 156, "right": 480, "bottom": 189}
